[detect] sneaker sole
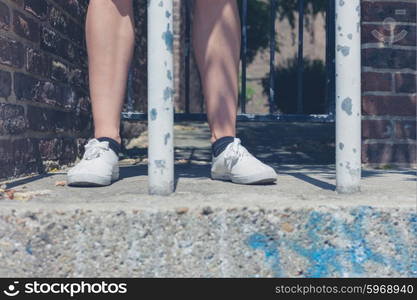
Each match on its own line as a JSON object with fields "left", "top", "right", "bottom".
{"left": 211, "top": 171, "right": 277, "bottom": 185}
{"left": 67, "top": 172, "right": 119, "bottom": 187}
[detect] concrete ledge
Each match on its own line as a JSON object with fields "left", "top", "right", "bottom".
{"left": 0, "top": 165, "right": 415, "bottom": 277}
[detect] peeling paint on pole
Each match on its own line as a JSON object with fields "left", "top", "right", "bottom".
{"left": 148, "top": 0, "right": 174, "bottom": 195}
{"left": 336, "top": 0, "right": 361, "bottom": 193}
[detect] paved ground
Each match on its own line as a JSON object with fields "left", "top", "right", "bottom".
{"left": 0, "top": 122, "right": 415, "bottom": 277}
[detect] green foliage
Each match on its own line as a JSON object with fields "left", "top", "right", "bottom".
{"left": 262, "top": 57, "right": 327, "bottom": 114}
{"left": 277, "top": 0, "right": 328, "bottom": 28}
{"left": 238, "top": 73, "right": 256, "bottom": 103}
{"left": 237, "top": 0, "right": 328, "bottom": 63}
{"left": 237, "top": 0, "right": 270, "bottom": 64}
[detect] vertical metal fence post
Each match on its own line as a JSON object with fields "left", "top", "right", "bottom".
{"left": 297, "top": 0, "right": 305, "bottom": 114}
{"left": 269, "top": 0, "right": 277, "bottom": 114}
{"left": 336, "top": 0, "right": 361, "bottom": 193}
{"left": 148, "top": 0, "right": 175, "bottom": 195}
{"left": 240, "top": 0, "right": 248, "bottom": 114}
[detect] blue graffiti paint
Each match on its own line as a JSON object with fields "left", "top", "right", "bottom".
{"left": 341, "top": 206, "right": 386, "bottom": 275}
{"left": 247, "top": 207, "right": 417, "bottom": 277}
{"left": 283, "top": 211, "right": 345, "bottom": 277}
{"left": 246, "top": 233, "right": 282, "bottom": 277}
{"left": 408, "top": 214, "right": 417, "bottom": 277}
{"left": 26, "top": 242, "right": 33, "bottom": 255}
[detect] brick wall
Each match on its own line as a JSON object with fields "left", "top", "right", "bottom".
{"left": 0, "top": 0, "right": 161, "bottom": 181}
{"left": 361, "top": 0, "right": 416, "bottom": 167}
{"left": 0, "top": 0, "right": 92, "bottom": 180}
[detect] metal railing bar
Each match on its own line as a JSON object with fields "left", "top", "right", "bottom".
{"left": 297, "top": 0, "right": 305, "bottom": 114}
{"left": 269, "top": 0, "right": 277, "bottom": 114}
{"left": 240, "top": 0, "right": 248, "bottom": 114}
{"left": 185, "top": 0, "right": 191, "bottom": 114}
{"left": 122, "top": 112, "right": 335, "bottom": 123}
{"left": 326, "top": 0, "right": 336, "bottom": 115}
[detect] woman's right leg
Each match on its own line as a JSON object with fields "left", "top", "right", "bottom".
{"left": 67, "top": 0, "right": 134, "bottom": 186}
{"left": 86, "top": 0, "right": 135, "bottom": 144}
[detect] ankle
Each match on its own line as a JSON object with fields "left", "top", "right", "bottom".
{"left": 95, "top": 134, "right": 121, "bottom": 145}
{"left": 211, "top": 134, "right": 236, "bottom": 144}
{"left": 212, "top": 136, "right": 235, "bottom": 157}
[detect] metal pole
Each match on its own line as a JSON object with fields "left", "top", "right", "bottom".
{"left": 148, "top": 0, "right": 175, "bottom": 195}
{"left": 269, "top": 0, "right": 277, "bottom": 114}
{"left": 297, "top": 0, "right": 304, "bottom": 114}
{"left": 240, "top": 0, "right": 248, "bottom": 114}
{"left": 335, "top": 0, "right": 361, "bottom": 194}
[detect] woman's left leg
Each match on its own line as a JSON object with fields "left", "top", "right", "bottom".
{"left": 192, "top": 0, "right": 241, "bottom": 144}
{"left": 192, "top": 0, "right": 277, "bottom": 185}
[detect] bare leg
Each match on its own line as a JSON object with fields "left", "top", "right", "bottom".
{"left": 193, "top": 0, "right": 241, "bottom": 144}
{"left": 86, "top": 0, "right": 135, "bottom": 144}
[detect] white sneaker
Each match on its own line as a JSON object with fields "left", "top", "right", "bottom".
{"left": 211, "top": 138, "right": 277, "bottom": 184}
{"left": 67, "top": 139, "right": 119, "bottom": 186}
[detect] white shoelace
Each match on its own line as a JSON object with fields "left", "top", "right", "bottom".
{"left": 83, "top": 140, "right": 110, "bottom": 160}
{"left": 223, "top": 138, "right": 249, "bottom": 170}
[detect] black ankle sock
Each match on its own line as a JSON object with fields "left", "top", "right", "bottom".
{"left": 97, "top": 137, "right": 121, "bottom": 154}
{"left": 212, "top": 136, "right": 235, "bottom": 157}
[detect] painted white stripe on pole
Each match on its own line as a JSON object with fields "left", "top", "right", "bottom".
{"left": 336, "top": 0, "right": 361, "bottom": 193}
{"left": 148, "top": 0, "right": 174, "bottom": 195}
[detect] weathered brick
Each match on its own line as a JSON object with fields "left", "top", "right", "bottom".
{"left": 14, "top": 72, "right": 42, "bottom": 101}
{"left": 362, "top": 119, "right": 393, "bottom": 139}
{"left": 40, "top": 26, "right": 77, "bottom": 62}
{"left": 24, "top": 0, "right": 47, "bottom": 19}
{"left": 10, "top": 0, "right": 24, "bottom": 8}
{"left": 0, "top": 103, "right": 26, "bottom": 134}
{"left": 362, "top": 72, "right": 392, "bottom": 92}
{"left": 26, "top": 47, "right": 51, "bottom": 78}
{"left": 395, "top": 73, "right": 416, "bottom": 93}
{"left": 74, "top": 112, "right": 91, "bottom": 133}
{"left": 40, "top": 26, "right": 59, "bottom": 54}
{"left": 362, "top": 48, "right": 416, "bottom": 70}
{"left": 60, "top": 137, "right": 77, "bottom": 164}
{"left": 78, "top": 93, "right": 90, "bottom": 113}
{"left": 48, "top": 5, "right": 84, "bottom": 46}
{"left": 0, "top": 138, "right": 39, "bottom": 179}
{"left": 362, "top": 1, "right": 416, "bottom": 23}
{"left": 395, "top": 121, "right": 416, "bottom": 140}
{"left": 54, "top": 0, "right": 84, "bottom": 19}
{"left": 76, "top": 137, "right": 87, "bottom": 157}
{"left": 69, "top": 67, "right": 85, "bottom": 89}
{"left": 51, "top": 59, "right": 69, "bottom": 82}
{"left": 362, "top": 143, "right": 416, "bottom": 164}
{"left": 0, "top": 1, "right": 10, "bottom": 30}
{"left": 59, "top": 83, "right": 79, "bottom": 110}
{"left": 362, "top": 95, "right": 417, "bottom": 116}
{"left": 362, "top": 24, "right": 416, "bottom": 47}
{"left": 57, "top": 84, "right": 79, "bottom": 110}
{"left": 13, "top": 10, "right": 40, "bottom": 42}
{"left": 0, "top": 69, "right": 11, "bottom": 97}
{"left": 37, "top": 137, "right": 78, "bottom": 164}
{"left": 0, "top": 36, "right": 24, "bottom": 68}
{"left": 14, "top": 72, "right": 60, "bottom": 106}
{"left": 38, "top": 137, "right": 62, "bottom": 160}
{"left": 26, "top": 105, "right": 73, "bottom": 133}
